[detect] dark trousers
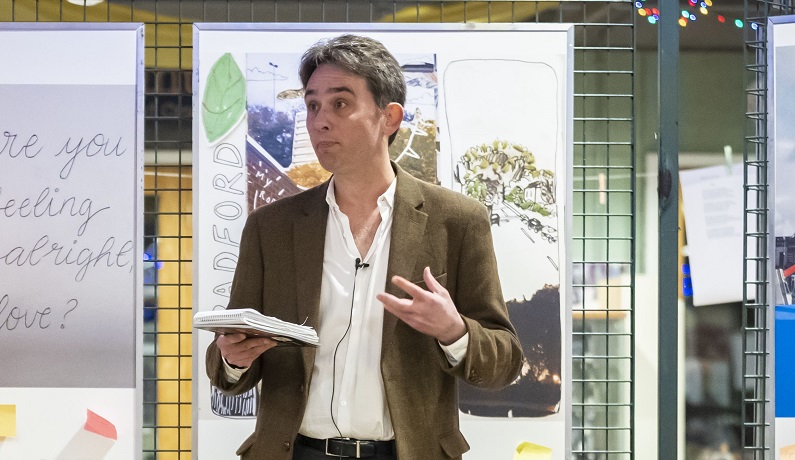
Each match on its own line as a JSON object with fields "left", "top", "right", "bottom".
{"left": 292, "top": 439, "right": 397, "bottom": 460}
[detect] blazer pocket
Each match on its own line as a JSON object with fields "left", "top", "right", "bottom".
{"left": 439, "top": 430, "right": 470, "bottom": 458}
{"left": 411, "top": 272, "right": 447, "bottom": 291}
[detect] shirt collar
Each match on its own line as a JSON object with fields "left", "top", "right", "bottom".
{"left": 325, "top": 176, "right": 397, "bottom": 212}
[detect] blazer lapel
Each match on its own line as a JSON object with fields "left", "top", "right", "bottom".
{"left": 382, "top": 165, "right": 428, "bottom": 373}
{"left": 385, "top": 168, "right": 428, "bottom": 296}
{"left": 293, "top": 182, "right": 329, "bottom": 380}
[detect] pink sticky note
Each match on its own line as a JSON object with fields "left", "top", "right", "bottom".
{"left": 84, "top": 409, "right": 117, "bottom": 441}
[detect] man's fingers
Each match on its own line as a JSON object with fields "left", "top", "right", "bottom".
{"left": 389, "top": 275, "right": 421, "bottom": 297}
{"left": 250, "top": 338, "right": 277, "bottom": 350}
{"left": 390, "top": 275, "right": 430, "bottom": 299}
{"left": 223, "top": 337, "right": 277, "bottom": 367}
{"left": 422, "top": 266, "right": 443, "bottom": 293}
{"left": 220, "top": 335, "right": 275, "bottom": 354}
{"left": 220, "top": 333, "right": 247, "bottom": 344}
{"left": 377, "top": 292, "right": 413, "bottom": 312}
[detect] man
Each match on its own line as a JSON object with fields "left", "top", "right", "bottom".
{"left": 206, "top": 34, "right": 523, "bottom": 460}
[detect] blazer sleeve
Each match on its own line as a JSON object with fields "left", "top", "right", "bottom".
{"left": 440, "top": 205, "right": 524, "bottom": 389}
{"left": 205, "top": 212, "right": 266, "bottom": 395}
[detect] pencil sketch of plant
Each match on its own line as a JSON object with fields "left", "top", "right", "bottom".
{"left": 455, "top": 139, "right": 557, "bottom": 243}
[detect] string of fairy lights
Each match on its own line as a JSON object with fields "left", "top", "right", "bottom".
{"left": 636, "top": 0, "right": 759, "bottom": 29}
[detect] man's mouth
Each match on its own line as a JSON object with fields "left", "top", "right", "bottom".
{"left": 315, "top": 141, "right": 336, "bottom": 149}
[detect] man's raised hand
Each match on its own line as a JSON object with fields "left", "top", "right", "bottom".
{"left": 377, "top": 266, "right": 466, "bottom": 345}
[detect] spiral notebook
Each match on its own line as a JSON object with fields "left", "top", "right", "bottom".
{"left": 193, "top": 308, "right": 319, "bottom": 347}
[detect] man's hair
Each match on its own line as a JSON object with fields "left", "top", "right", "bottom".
{"left": 300, "top": 34, "right": 406, "bottom": 145}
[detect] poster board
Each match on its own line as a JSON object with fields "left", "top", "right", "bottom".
{"left": 769, "top": 15, "right": 795, "bottom": 459}
{"left": 193, "top": 23, "right": 572, "bottom": 459}
{"left": 0, "top": 23, "right": 144, "bottom": 459}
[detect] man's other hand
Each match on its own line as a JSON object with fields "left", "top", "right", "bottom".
{"left": 216, "top": 333, "right": 277, "bottom": 368}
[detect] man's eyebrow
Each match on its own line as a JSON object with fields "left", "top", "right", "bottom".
{"left": 304, "top": 85, "right": 355, "bottom": 98}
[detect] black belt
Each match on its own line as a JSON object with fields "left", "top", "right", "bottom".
{"left": 295, "top": 434, "right": 395, "bottom": 458}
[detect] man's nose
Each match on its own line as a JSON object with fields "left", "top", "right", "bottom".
{"left": 311, "top": 106, "right": 331, "bottom": 130}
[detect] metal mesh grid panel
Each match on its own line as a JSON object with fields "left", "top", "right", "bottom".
{"left": 743, "top": 0, "right": 794, "bottom": 457}
{"left": 568, "top": 4, "right": 635, "bottom": 457}
{"left": 1, "top": 1, "right": 635, "bottom": 458}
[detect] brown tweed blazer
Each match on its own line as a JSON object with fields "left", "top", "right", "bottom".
{"left": 206, "top": 164, "right": 523, "bottom": 460}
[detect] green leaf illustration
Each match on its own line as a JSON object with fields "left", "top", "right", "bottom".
{"left": 203, "top": 53, "right": 246, "bottom": 143}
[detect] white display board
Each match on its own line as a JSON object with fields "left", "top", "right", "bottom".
{"left": 193, "top": 23, "right": 572, "bottom": 459}
{"left": 0, "top": 23, "right": 144, "bottom": 459}
{"left": 768, "top": 15, "right": 795, "bottom": 460}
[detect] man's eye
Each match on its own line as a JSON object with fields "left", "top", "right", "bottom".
{"left": 306, "top": 102, "right": 317, "bottom": 111}
{"left": 335, "top": 100, "right": 347, "bottom": 109}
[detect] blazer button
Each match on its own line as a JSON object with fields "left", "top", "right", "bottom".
{"left": 299, "top": 384, "right": 305, "bottom": 392}
{"left": 283, "top": 441, "right": 291, "bottom": 450}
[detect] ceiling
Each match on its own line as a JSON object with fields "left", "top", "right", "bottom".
{"left": 2, "top": 0, "right": 751, "bottom": 54}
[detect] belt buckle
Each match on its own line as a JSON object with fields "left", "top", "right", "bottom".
{"left": 325, "top": 438, "right": 361, "bottom": 458}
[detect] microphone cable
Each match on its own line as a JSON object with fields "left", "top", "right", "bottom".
{"left": 330, "top": 257, "right": 368, "bottom": 438}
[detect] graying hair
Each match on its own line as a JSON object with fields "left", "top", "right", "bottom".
{"left": 300, "top": 34, "right": 406, "bottom": 145}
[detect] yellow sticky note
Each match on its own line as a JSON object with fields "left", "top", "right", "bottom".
{"left": 781, "top": 444, "right": 795, "bottom": 460}
{"left": 513, "top": 441, "right": 552, "bottom": 460}
{"left": 0, "top": 404, "right": 16, "bottom": 437}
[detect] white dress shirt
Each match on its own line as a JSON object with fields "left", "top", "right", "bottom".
{"left": 299, "top": 177, "right": 396, "bottom": 440}
{"left": 224, "top": 176, "right": 469, "bottom": 441}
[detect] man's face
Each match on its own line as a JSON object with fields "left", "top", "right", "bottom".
{"left": 304, "top": 63, "right": 389, "bottom": 176}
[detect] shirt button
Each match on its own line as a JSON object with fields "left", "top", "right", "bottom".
{"left": 340, "top": 401, "right": 347, "bottom": 406}
{"left": 283, "top": 441, "right": 291, "bottom": 450}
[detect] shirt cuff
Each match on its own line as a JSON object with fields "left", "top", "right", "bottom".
{"left": 439, "top": 332, "right": 469, "bottom": 366}
{"left": 222, "top": 356, "right": 248, "bottom": 383}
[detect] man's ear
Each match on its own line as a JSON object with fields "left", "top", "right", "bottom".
{"left": 383, "top": 102, "right": 404, "bottom": 137}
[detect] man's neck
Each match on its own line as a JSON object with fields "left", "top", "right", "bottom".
{"left": 333, "top": 159, "right": 395, "bottom": 214}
